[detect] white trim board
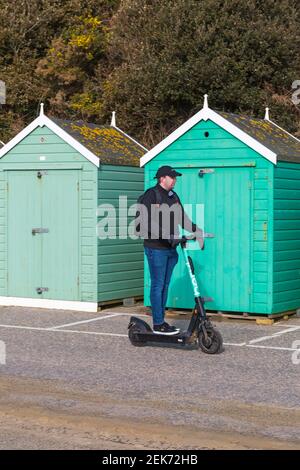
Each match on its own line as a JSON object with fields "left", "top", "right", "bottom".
{"left": 140, "top": 107, "right": 278, "bottom": 167}
{"left": 0, "top": 114, "right": 100, "bottom": 167}
{"left": 0, "top": 296, "right": 98, "bottom": 313}
{"left": 114, "top": 125, "right": 148, "bottom": 151}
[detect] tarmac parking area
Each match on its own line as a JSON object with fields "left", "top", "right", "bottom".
{"left": 0, "top": 305, "right": 299, "bottom": 449}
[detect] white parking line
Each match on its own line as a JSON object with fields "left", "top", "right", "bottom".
{"left": 52, "top": 328, "right": 127, "bottom": 338}
{"left": 0, "top": 322, "right": 298, "bottom": 351}
{"left": 273, "top": 326, "right": 300, "bottom": 336}
{"left": 0, "top": 323, "right": 127, "bottom": 337}
{"left": 98, "top": 312, "right": 150, "bottom": 318}
{"left": 0, "top": 324, "right": 50, "bottom": 331}
{"left": 50, "top": 314, "right": 122, "bottom": 330}
{"left": 247, "top": 344, "right": 298, "bottom": 352}
{"left": 249, "top": 335, "right": 275, "bottom": 344}
{"left": 249, "top": 325, "right": 300, "bottom": 344}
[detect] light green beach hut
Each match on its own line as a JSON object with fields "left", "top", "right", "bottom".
{"left": 0, "top": 106, "right": 145, "bottom": 312}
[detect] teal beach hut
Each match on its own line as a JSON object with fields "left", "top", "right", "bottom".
{"left": 0, "top": 105, "right": 145, "bottom": 312}
{"left": 141, "top": 96, "right": 300, "bottom": 316}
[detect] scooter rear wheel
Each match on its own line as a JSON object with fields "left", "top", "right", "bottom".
{"left": 198, "top": 327, "right": 223, "bottom": 354}
{"left": 128, "top": 325, "right": 147, "bottom": 347}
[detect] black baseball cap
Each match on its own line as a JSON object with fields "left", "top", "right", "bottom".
{"left": 154, "top": 165, "right": 182, "bottom": 179}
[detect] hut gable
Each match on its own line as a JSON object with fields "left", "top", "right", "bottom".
{"left": 0, "top": 107, "right": 146, "bottom": 167}
{"left": 141, "top": 96, "right": 300, "bottom": 166}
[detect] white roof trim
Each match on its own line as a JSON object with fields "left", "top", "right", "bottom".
{"left": 0, "top": 114, "right": 100, "bottom": 167}
{"left": 268, "top": 119, "right": 300, "bottom": 144}
{"left": 140, "top": 106, "right": 277, "bottom": 167}
{"left": 114, "top": 125, "right": 148, "bottom": 151}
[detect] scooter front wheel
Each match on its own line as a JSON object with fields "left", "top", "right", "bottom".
{"left": 198, "top": 327, "right": 223, "bottom": 354}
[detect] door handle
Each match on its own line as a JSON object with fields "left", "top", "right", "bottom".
{"left": 204, "top": 232, "right": 215, "bottom": 238}
{"left": 32, "top": 228, "right": 49, "bottom": 235}
{"left": 36, "top": 287, "right": 49, "bottom": 294}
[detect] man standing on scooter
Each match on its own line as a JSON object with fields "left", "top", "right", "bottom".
{"left": 139, "top": 165, "right": 204, "bottom": 335}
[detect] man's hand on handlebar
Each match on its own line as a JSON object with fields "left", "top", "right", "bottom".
{"left": 195, "top": 230, "right": 205, "bottom": 250}
{"left": 168, "top": 233, "right": 205, "bottom": 249}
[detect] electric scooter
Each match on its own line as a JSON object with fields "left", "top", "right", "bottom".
{"left": 128, "top": 235, "right": 223, "bottom": 354}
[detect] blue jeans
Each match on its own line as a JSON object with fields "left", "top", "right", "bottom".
{"left": 145, "top": 247, "right": 179, "bottom": 326}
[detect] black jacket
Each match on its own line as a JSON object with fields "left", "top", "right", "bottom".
{"left": 142, "top": 183, "right": 201, "bottom": 249}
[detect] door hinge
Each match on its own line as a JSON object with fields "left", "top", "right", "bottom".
{"left": 248, "top": 181, "right": 252, "bottom": 189}
{"left": 248, "top": 285, "right": 252, "bottom": 294}
{"left": 77, "top": 182, "right": 79, "bottom": 191}
{"left": 36, "top": 287, "right": 49, "bottom": 294}
{"left": 263, "top": 221, "right": 268, "bottom": 241}
{"left": 77, "top": 276, "right": 79, "bottom": 286}
{"left": 6, "top": 182, "right": 8, "bottom": 192}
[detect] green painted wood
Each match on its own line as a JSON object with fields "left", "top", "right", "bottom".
{"left": 155, "top": 148, "right": 261, "bottom": 162}
{"left": 98, "top": 244, "right": 143, "bottom": 255}
{"left": 274, "top": 200, "right": 300, "bottom": 210}
{"left": 41, "top": 170, "right": 80, "bottom": 300}
{"left": 1, "top": 163, "right": 83, "bottom": 170}
{"left": 254, "top": 272, "right": 268, "bottom": 282}
{"left": 98, "top": 279, "right": 143, "bottom": 291}
{"left": 7, "top": 170, "right": 80, "bottom": 300}
{"left": 144, "top": 119, "right": 276, "bottom": 315}
{"left": 178, "top": 128, "right": 241, "bottom": 140}
{"left": 274, "top": 178, "right": 300, "bottom": 190}
{"left": 274, "top": 240, "right": 300, "bottom": 251}
{"left": 8, "top": 143, "right": 79, "bottom": 154}
{"left": 98, "top": 287, "right": 143, "bottom": 302}
{"left": 170, "top": 139, "right": 248, "bottom": 150}
{"left": 274, "top": 259, "right": 300, "bottom": 271}
{"left": 7, "top": 171, "right": 42, "bottom": 297}
{"left": 274, "top": 250, "right": 300, "bottom": 261}
{"left": 271, "top": 300, "right": 300, "bottom": 313}
{"left": 274, "top": 219, "right": 300, "bottom": 229}
{"left": 273, "top": 164, "right": 300, "bottom": 312}
{"left": 145, "top": 166, "right": 253, "bottom": 312}
{"left": 98, "top": 269, "right": 143, "bottom": 283}
{"left": 273, "top": 289, "right": 300, "bottom": 303}
{"left": 97, "top": 165, "right": 144, "bottom": 302}
{"left": 274, "top": 270, "right": 300, "bottom": 282}
{"left": 99, "top": 260, "right": 143, "bottom": 274}
{"left": 17, "top": 134, "right": 69, "bottom": 145}
{"left": 274, "top": 230, "right": 300, "bottom": 241}
{"left": 274, "top": 189, "right": 300, "bottom": 199}
{"left": 274, "top": 210, "right": 300, "bottom": 219}
{"left": 1, "top": 125, "right": 98, "bottom": 303}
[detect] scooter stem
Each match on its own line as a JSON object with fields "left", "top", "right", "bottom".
{"left": 181, "top": 239, "right": 201, "bottom": 298}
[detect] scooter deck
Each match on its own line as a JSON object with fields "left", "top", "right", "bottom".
{"left": 136, "top": 330, "right": 193, "bottom": 345}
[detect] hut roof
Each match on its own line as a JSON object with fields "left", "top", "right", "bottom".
{"left": 219, "top": 112, "right": 300, "bottom": 163}
{"left": 53, "top": 118, "right": 146, "bottom": 167}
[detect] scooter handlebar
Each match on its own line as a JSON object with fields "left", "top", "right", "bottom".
{"left": 169, "top": 234, "right": 204, "bottom": 249}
